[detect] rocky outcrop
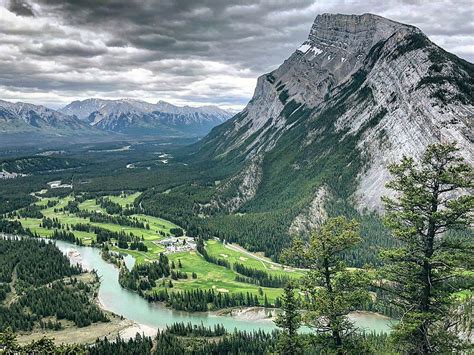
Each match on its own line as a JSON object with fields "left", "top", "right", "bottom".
{"left": 214, "top": 156, "right": 263, "bottom": 213}
{"left": 289, "top": 186, "right": 329, "bottom": 236}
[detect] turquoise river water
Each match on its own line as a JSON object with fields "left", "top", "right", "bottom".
{"left": 53, "top": 240, "right": 395, "bottom": 334}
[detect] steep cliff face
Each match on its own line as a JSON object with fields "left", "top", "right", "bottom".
{"left": 196, "top": 13, "right": 473, "bottom": 222}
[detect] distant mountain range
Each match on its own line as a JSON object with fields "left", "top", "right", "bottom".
{"left": 0, "top": 98, "right": 233, "bottom": 145}
{"left": 60, "top": 99, "right": 232, "bottom": 136}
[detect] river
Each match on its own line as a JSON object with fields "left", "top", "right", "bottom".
{"left": 53, "top": 240, "right": 395, "bottom": 334}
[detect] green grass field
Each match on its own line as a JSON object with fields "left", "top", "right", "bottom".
{"left": 16, "top": 193, "right": 178, "bottom": 246}
{"left": 108, "top": 192, "right": 142, "bottom": 207}
{"left": 155, "top": 251, "right": 284, "bottom": 303}
{"left": 12, "top": 192, "right": 301, "bottom": 304}
{"left": 205, "top": 239, "right": 304, "bottom": 278}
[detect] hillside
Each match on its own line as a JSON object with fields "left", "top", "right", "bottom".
{"left": 142, "top": 13, "right": 474, "bottom": 259}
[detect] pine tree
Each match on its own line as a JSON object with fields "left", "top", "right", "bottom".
{"left": 274, "top": 282, "right": 302, "bottom": 354}
{"left": 380, "top": 143, "right": 474, "bottom": 354}
{"left": 281, "top": 217, "right": 370, "bottom": 354}
{"left": 0, "top": 327, "right": 20, "bottom": 352}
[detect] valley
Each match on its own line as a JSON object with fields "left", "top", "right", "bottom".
{"left": 0, "top": 9, "right": 472, "bottom": 354}
{"left": 1, "top": 189, "right": 395, "bottom": 344}
{"left": 8, "top": 191, "right": 300, "bottom": 307}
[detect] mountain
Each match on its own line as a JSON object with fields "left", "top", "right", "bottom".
{"left": 60, "top": 99, "right": 233, "bottom": 136}
{"left": 0, "top": 100, "right": 109, "bottom": 146}
{"left": 0, "top": 99, "right": 84, "bottom": 130}
{"left": 192, "top": 13, "right": 473, "bottom": 237}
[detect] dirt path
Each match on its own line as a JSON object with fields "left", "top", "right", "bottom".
{"left": 224, "top": 243, "right": 306, "bottom": 272}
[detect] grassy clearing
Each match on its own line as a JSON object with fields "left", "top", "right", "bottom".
{"left": 205, "top": 240, "right": 304, "bottom": 278}
{"left": 78, "top": 199, "right": 105, "bottom": 213}
{"left": 108, "top": 192, "right": 142, "bottom": 207}
{"left": 14, "top": 194, "right": 178, "bottom": 246}
{"left": 152, "top": 251, "right": 283, "bottom": 303}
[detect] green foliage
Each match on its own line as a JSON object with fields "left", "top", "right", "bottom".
{"left": 282, "top": 217, "right": 371, "bottom": 354}
{"left": 0, "top": 238, "right": 107, "bottom": 332}
{"left": 119, "top": 253, "right": 170, "bottom": 292}
{"left": 0, "top": 237, "right": 81, "bottom": 287}
{"left": 0, "top": 156, "right": 80, "bottom": 174}
{"left": 0, "top": 219, "right": 30, "bottom": 235}
{"left": 418, "top": 47, "right": 474, "bottom": 105}
{"left": 381, "top": 142, "right": 474, "bottom": 354}
{"left": 148, "top": 287, "right": 270, "bottom": 312}
{"left": 234, "top": 263, "right": 291, "bottom": 288}
{"left": 275, "top": 282, "right": 303, "bottom": 354}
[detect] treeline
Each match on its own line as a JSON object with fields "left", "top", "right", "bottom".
{"left": 0, "top": 323, "right": 397, "bottom": 354}
{"left": 197, "top": 239, "right": 290, "bottom": 289}
{"left": 1, "top": 279, "right": 108, "bottom": 331}
{"left": 76, "top": 210, "right": 148, "bottom": 229}
{"left": 72, "top": 223, "right": 147, "bottom": 250}
{"left": 101, "top": 245, "right": 125, "bottom": 267}
{"left": 197, "top": 238, "right": 231, "bottom": 268}
{"left": 119, "top": 253, "right": 170, "bottom": 292}
{"left": 96, "top": 197, "right": 123, "bottom": 215}
{"left": 234, "top": 263, "right": 291, "bottom": 288}
{"left": 0, "top": 156, "right": 80, "bottom": 175}
{"left": 139, "top": 186, "right": 297, "bottom": 261}
{"left": 15, "top": 205, "right": 44, "bottom": 219}
{"left": 166, "top": 322, "right": 226, "bottom": 337}
{"left": 50, "top": 229, "right": 83, "bottom": 246}
{"left": 0, "top": 238, "right": 108, "bottom": 332}
{"left": 62, "top": 200, "right": 80, "bottom": 213}
{"left": 147, "top": 288, "right": 277, "bottom": 312}
{"left": 154, "top": 327, "right": 279, "bottom": 354}
{"left": 0, "top": 219, "right": 30, "bottom": 236}
{"left": 19, "top": 280, "right": 108, "bottom": 328}
{"left": 0, "top": 238, "right": 82, "bottom": 287}
{"left": 41, "top": 217, "right": 62, "bottom": 229}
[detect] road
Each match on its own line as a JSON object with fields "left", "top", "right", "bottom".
{"left": 224, "top": 243, "right": 307, "bottom": 272}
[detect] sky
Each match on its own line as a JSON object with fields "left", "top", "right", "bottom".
{"left": 0, "top": 0, "right": 473, "bottom": 110}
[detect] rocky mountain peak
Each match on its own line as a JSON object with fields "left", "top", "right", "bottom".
{"left": 308, "top": 13, "right": 418, "bottom": 47}
{"left": 195, "top": 12, "right": 473, "bottom": 218}
{"left": 294, "top": 13, "right": 421, "bottom": 98}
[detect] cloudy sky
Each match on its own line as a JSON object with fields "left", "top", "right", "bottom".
{"left": 0, "top": 0, "right": 472, "bottom": 110}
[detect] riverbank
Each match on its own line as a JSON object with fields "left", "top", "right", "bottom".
{"left": 17, "top": 312, "right": 132, "bottom": 346}
{"left": 52, "top": 239, "right": 395, "bottom": 334}
{"left": 216, "top": 306, "right": 276, "bottom": 322}
{"left": 216, "top": 307, "right": 395, "bottom": 334}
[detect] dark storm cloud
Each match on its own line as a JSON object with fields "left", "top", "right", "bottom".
{"left": 8, "top": 0, "right": 34, "bottom": 16}
{"left": 24, "top": 40, "right": 108, "bottom": 57}
{"left": 0, "top": 0, "right": 472, "bottom": 109}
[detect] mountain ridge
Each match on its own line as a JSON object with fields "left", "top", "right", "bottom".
{"left": 60, "top": 98, "right": 233, "bottom": 136}
{"left": 191, "top": 12, "right": 473, "bottom": 235}
{"left": 0, "top": 98, "right": 233, "bottom": 141}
